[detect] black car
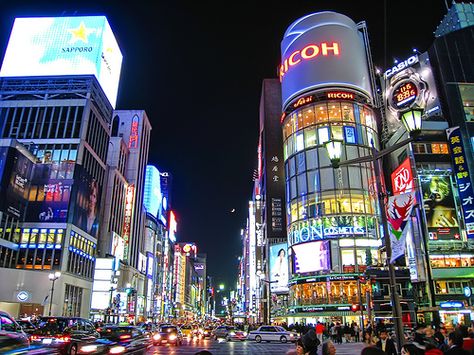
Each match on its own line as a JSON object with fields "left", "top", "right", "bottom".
{"left": 0, "top": 311, "right": 30, "bottom": 354}
{"left": 77, "top": 326, "right": 150, "bottom": 354}
{"left": 30, "top": 317, "right": 99, "bottom": 354}
{"left": 152, "top": 325, "right": 183, "bottom": 346}
{"left": 16, "top": 319, "right": 37, "bottom": 336}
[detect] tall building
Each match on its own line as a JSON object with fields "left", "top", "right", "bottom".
{"left": 0, "top": 15, "right": 122, "bottom": 318}
{"left": 279, "top": 12, "right": 380, "bottom": 325}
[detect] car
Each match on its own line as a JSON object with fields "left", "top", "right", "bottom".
{"left": 212, "top": 325, "right": 247, "bottom": 341}
{"left": 16, "top": 319, "right": 37, "bottom": 336}
{"left": 180, "top": 324, "right": 193, "bottom": 339}
{"left": 30, "top": 316, "right": 99, "bottom": 354}
{"left": 77, "top": 325, "right": 151, "bottom": 354}
{"left": 202, "top": 326, "right": 213, "bottom": 338}
{"left": 152, "top": 324, "right": 183, "bottom": 346}
{"left": 248, "top": 325, "right": 299, "bottom": 343}
{"left": 0, "top": 311, "right": 30, "bottom": 354}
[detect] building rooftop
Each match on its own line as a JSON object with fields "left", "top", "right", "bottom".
{"left": 435, "top": 2, "right": 474, "bottom": 37}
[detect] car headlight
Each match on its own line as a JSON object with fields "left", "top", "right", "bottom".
{"left": 290, "top": 333, "right": 294, "bottom": 337}
{"left": 109, "top": 345, "right": 126, "bottom": 354}
{"left": 243, "top": 332, "right": 247, "bottom": 337}
{"left": 169, "top": 334, "right": 177, "bottom": 341}
{"left": 80, "top": 345, "right": 98, "bottom": 353}
{"left": 153, "top": 334, "right": 161, "bottom": 340}
{"left": 229, "top": 331, "right": 235, "bottom": 336}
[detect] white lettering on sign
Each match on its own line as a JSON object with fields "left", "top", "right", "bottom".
{"left": 384, "top": 55, "right": 419, "bottom": 79}
{"left": 289, "top": 225, "right": 366, "bottom": 246}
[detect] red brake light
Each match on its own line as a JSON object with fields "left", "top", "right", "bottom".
{"left": 31, "top": 335, "right": 40, "bottom": 341}
{"left": 56, "top": 335, "right": 71, "bottom": 342}
{"left": 119, "top": 334, "right": 131, "bottom": 340}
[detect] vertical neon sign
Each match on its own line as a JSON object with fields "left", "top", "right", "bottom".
{"left": 128, "top": 114, "right": 139, "bottom": 149}
{"left": 122, "top": 184, "right": 135, "bottom": 260}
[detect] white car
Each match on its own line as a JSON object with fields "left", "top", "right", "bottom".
{"left": 248, "top": 325, "right": 299, "bottom": 343}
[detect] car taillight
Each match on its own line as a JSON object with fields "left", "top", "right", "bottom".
{"left": 169, "top": 334, "right": 177, "bottom": 341}
{"left": 56, "top": 335, "right": 71, "bottom": 342}
{"left": 119, "top": 334, "right": 131, "bottom": 340}
{"left": 30, "top": 335, "right": 40, "bottom": 341}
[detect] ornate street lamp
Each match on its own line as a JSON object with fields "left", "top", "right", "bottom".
{"left": 399, "top": 107, "right": 423, "bottom": 137}
{"left": 324, "top": 139, "right": 343, "bottom": 169}
{"left": 48, "top": 271, "right": 61, "bottom": 316}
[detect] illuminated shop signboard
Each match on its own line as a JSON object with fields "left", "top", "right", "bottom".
{"left": 128, "top": 115, "right": 139, "bottom": 149}
{"left": 383, "top": 55, "right": 419, "bottom": 80}
{"left": 279, "top": 42, "right": 340, "bottom": 81}
{"left": 122, "top": 184, "right": 135, "bottom": 260}
{"left": 289, "top": 225, "right": 366, "bottom": 246}
{"left": 169, "top": 211, "right": 177, "bottom": 242}
{"left": 440, "top": 301, "right": 464, "bottom": 309}
{"left": 0, "top": 16, "right": 122, "bottom": 107}
{"left": 280, "top": 12, "right": 373, "bottom": 109}
{"left": 327, "top": 91, "right": 354, "bottom": 100}
{"left": 447, "top": 126, "right": 474, "bottom": 238}
{"left": 391, "top": 157, "right": 414, "bottom": 195}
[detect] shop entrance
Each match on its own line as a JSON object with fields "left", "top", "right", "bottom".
{"left": 19, "top": 303, "right": 44, "bottom": 318}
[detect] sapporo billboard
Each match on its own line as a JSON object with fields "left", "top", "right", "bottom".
{"left": 280, "top": 11, "right": 373, "bottom": 110}
{"left": 0, "top": 16, "right": 122, "bottom": 107}
{"left": 420, "top": 175, "right": 460, "bottom": 240}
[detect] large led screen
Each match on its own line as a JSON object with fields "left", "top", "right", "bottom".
{"left": 280, "top": 12, "right": 373, "bottom": 109}
{"left": 0, "top": 16, "right": 122, "bottom": 107}
{"left": 269, "top": 243, "right": 289, "bottom": 293}
{"left": 291, "top": 240, "right": 331, "bottom": 274}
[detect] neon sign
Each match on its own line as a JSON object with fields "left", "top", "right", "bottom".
{"left": 279, "top": 42, "right": 340, "bottom": 81}
{"left": 169, "top": 211, "right": 177, "bottom": 242}
{"left": 128, "top": 115, "right": 139, "bottom": 149}
{"left": 122, "top": 184, "right": 135, "bottom": 260}
{"left": 289, "top": 224, "right": 366, "bottom": 246}
{"left": 383, "top": 55, "right": 419, "bottom": 79}
{"left": 327, "top": 91, "right": 354, "bottom": 100}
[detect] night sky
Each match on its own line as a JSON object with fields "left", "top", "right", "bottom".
{"left": 0, "top": 1, "right": 450, "bottom": 289}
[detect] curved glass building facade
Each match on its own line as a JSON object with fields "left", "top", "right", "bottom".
{"left": 280, "top": 11, "right": 381, "bottom": 323}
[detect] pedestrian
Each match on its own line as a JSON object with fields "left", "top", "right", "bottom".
{"left": 361, "top": 347, "right": 387, "bottom": 355}
{"left": 316, "top": 322, "right": 325, "bottom": 344}
{"left": 287, "top": 329, "right": 320, "bottom": 355}
{"left": 424, "top": 342, "right": 444, "bottom": 355}
{"left": 401, "top": 343, "right": 424, "bottom": 355}
{"left": 376, "top": 329, "right": 397, "bottom": 355}
{"left": 363, "top": 330, "right": 377, "bottom": 346}
{"left": 354, "top": 323, "right": 360, "bottom": 342}
{"left": 322, "top": 340, "right": 337, "bottom": 355}
{"left": 445, "top": 331, "right": 470, "bottom": 355}
{"left": 344, "top": 323, "right": 351, "bottom": 343}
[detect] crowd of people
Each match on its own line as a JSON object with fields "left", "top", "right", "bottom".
{"left": 287, "top": 322, "right": 474, "bottom": 355}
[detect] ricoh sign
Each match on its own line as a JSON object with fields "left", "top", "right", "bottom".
{"left": 280, "top": 11, "right": 373, "bottom": 110}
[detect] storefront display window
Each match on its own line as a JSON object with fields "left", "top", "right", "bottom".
{"left": 315, "top": 103, "right": 328, "bottom": 123}
{"left": 430, "top": 254, "right": 474, "bottom": 268}
{"left": 328, "top": 103, "right": 342, "bottom": 121}
{"left": 342, "top": 104, "right": 355, "bottom": 122}
{"left": 304, "top": 128, "right": 317, "bottom": 148}
{"left": 302, "top": 107, "right": 316, "bottom": 127}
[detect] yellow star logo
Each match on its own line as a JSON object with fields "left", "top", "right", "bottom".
{"left": 68, "top": 22, "right": 93, "bottom": 44}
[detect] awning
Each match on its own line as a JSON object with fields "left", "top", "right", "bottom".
{"left": 287, "top": 311, "right": 363, "bottom": 317}
{"left": 432, "top": 268, "right": 474, "bottom": 279}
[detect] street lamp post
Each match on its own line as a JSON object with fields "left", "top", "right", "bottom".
{"left": 48, "top": 271, "right": 61, "bottom": 316}
{"left": 324, "top": 107, "right": 422, "bottom": 353}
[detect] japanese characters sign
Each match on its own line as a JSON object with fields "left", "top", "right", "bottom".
{"left": 447, "top": 126, "right": 474, "bottom": 238}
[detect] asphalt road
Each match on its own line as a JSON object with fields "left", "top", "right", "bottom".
{"left": 146, "top": 337, "right": 367, "bottom": 354}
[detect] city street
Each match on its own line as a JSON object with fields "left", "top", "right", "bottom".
{"left": 146, "top": 338, "right": 366, "bottom": 354}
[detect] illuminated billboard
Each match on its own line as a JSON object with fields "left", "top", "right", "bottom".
{"left": 420, "top": 175, "right": 460, "bottom": 240}
{"left": 280, "top": 11, "right": 373, "bottom": 109}
{"left": 290, "top": 240, "right": 331, "bottom": 274}
{"left": 144, "top": 165, "right": 163, "bottom": 219}
{"left": 0, "top": 16, "right": 122, "bottom": 107}
{"left": 382, "top": 52, "right": 441, "bottom": 134}
{"left": 269, "top": 243, "right": 289, "bottom": 293}
{"left": 169, "top": 211, "right": 177, "bottom": 242}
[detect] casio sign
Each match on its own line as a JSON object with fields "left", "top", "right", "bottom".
{"left": 384, "top": 55, "right": 419, "bottom": 80}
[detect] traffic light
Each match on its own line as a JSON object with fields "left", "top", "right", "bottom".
{"left": 351, "top": 304, "right": 360, "bottom": 312}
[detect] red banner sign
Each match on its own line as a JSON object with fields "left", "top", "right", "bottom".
{"left": 391, "top": 157, "right": 414, "bottom": 195}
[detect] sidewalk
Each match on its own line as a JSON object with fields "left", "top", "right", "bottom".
{"left": 331, "top": 341, "right": 366, "bottom": 355}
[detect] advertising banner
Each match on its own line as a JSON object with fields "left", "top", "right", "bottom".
{"left": 269, "top": 243, "right": 289, "bottom": 293}
{"left": 0, "top": 16, "right": 122, "bottom": 107}
{"left": 386, "top": 191, "right": 416, "bottom": 263}
{"left": 447, "top": 126, "right": 474, "bottom": 238}
{"left": 391, "top": 157, "right": 414, "bottom": 195}
{"left": 420, "top": 175, "right": 460, "bottom": 240}
{"left": 290, "top": 240, "right": 331, "bottom": 274}
{"left": 1, "top": 147, "right": 34, "bottom": 220}
{"left": 111, "top": 232, "right": 125, "bottom": 261}
{"left": 69, "top": 165, "right": 102, "bottom": 239}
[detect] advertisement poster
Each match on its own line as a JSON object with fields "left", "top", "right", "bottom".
{"left": 386, "top": 191, "right": 416, "bottom": 263}
{"left": 269, "top": 243, "right": 289, "bottom": 293}
{"left": 447, "top": 126, "right": 474, "bottom": 238}
{"left": 70, "top": 165, "right": 101, "bottom": 238}
{"left": 111, "top": 232, "right": 125, "bottom": 261}
{"left": 291, "top": 240, "right": 330, "bottom": 274}
{"left": 4, "top": 148, "right": 34, "bottom": 219}
{"left": 420, "top": 175, "right": 460, "bottom": 240}
{"left": 26, "top": 163, "right": 74, "bottom": 223}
